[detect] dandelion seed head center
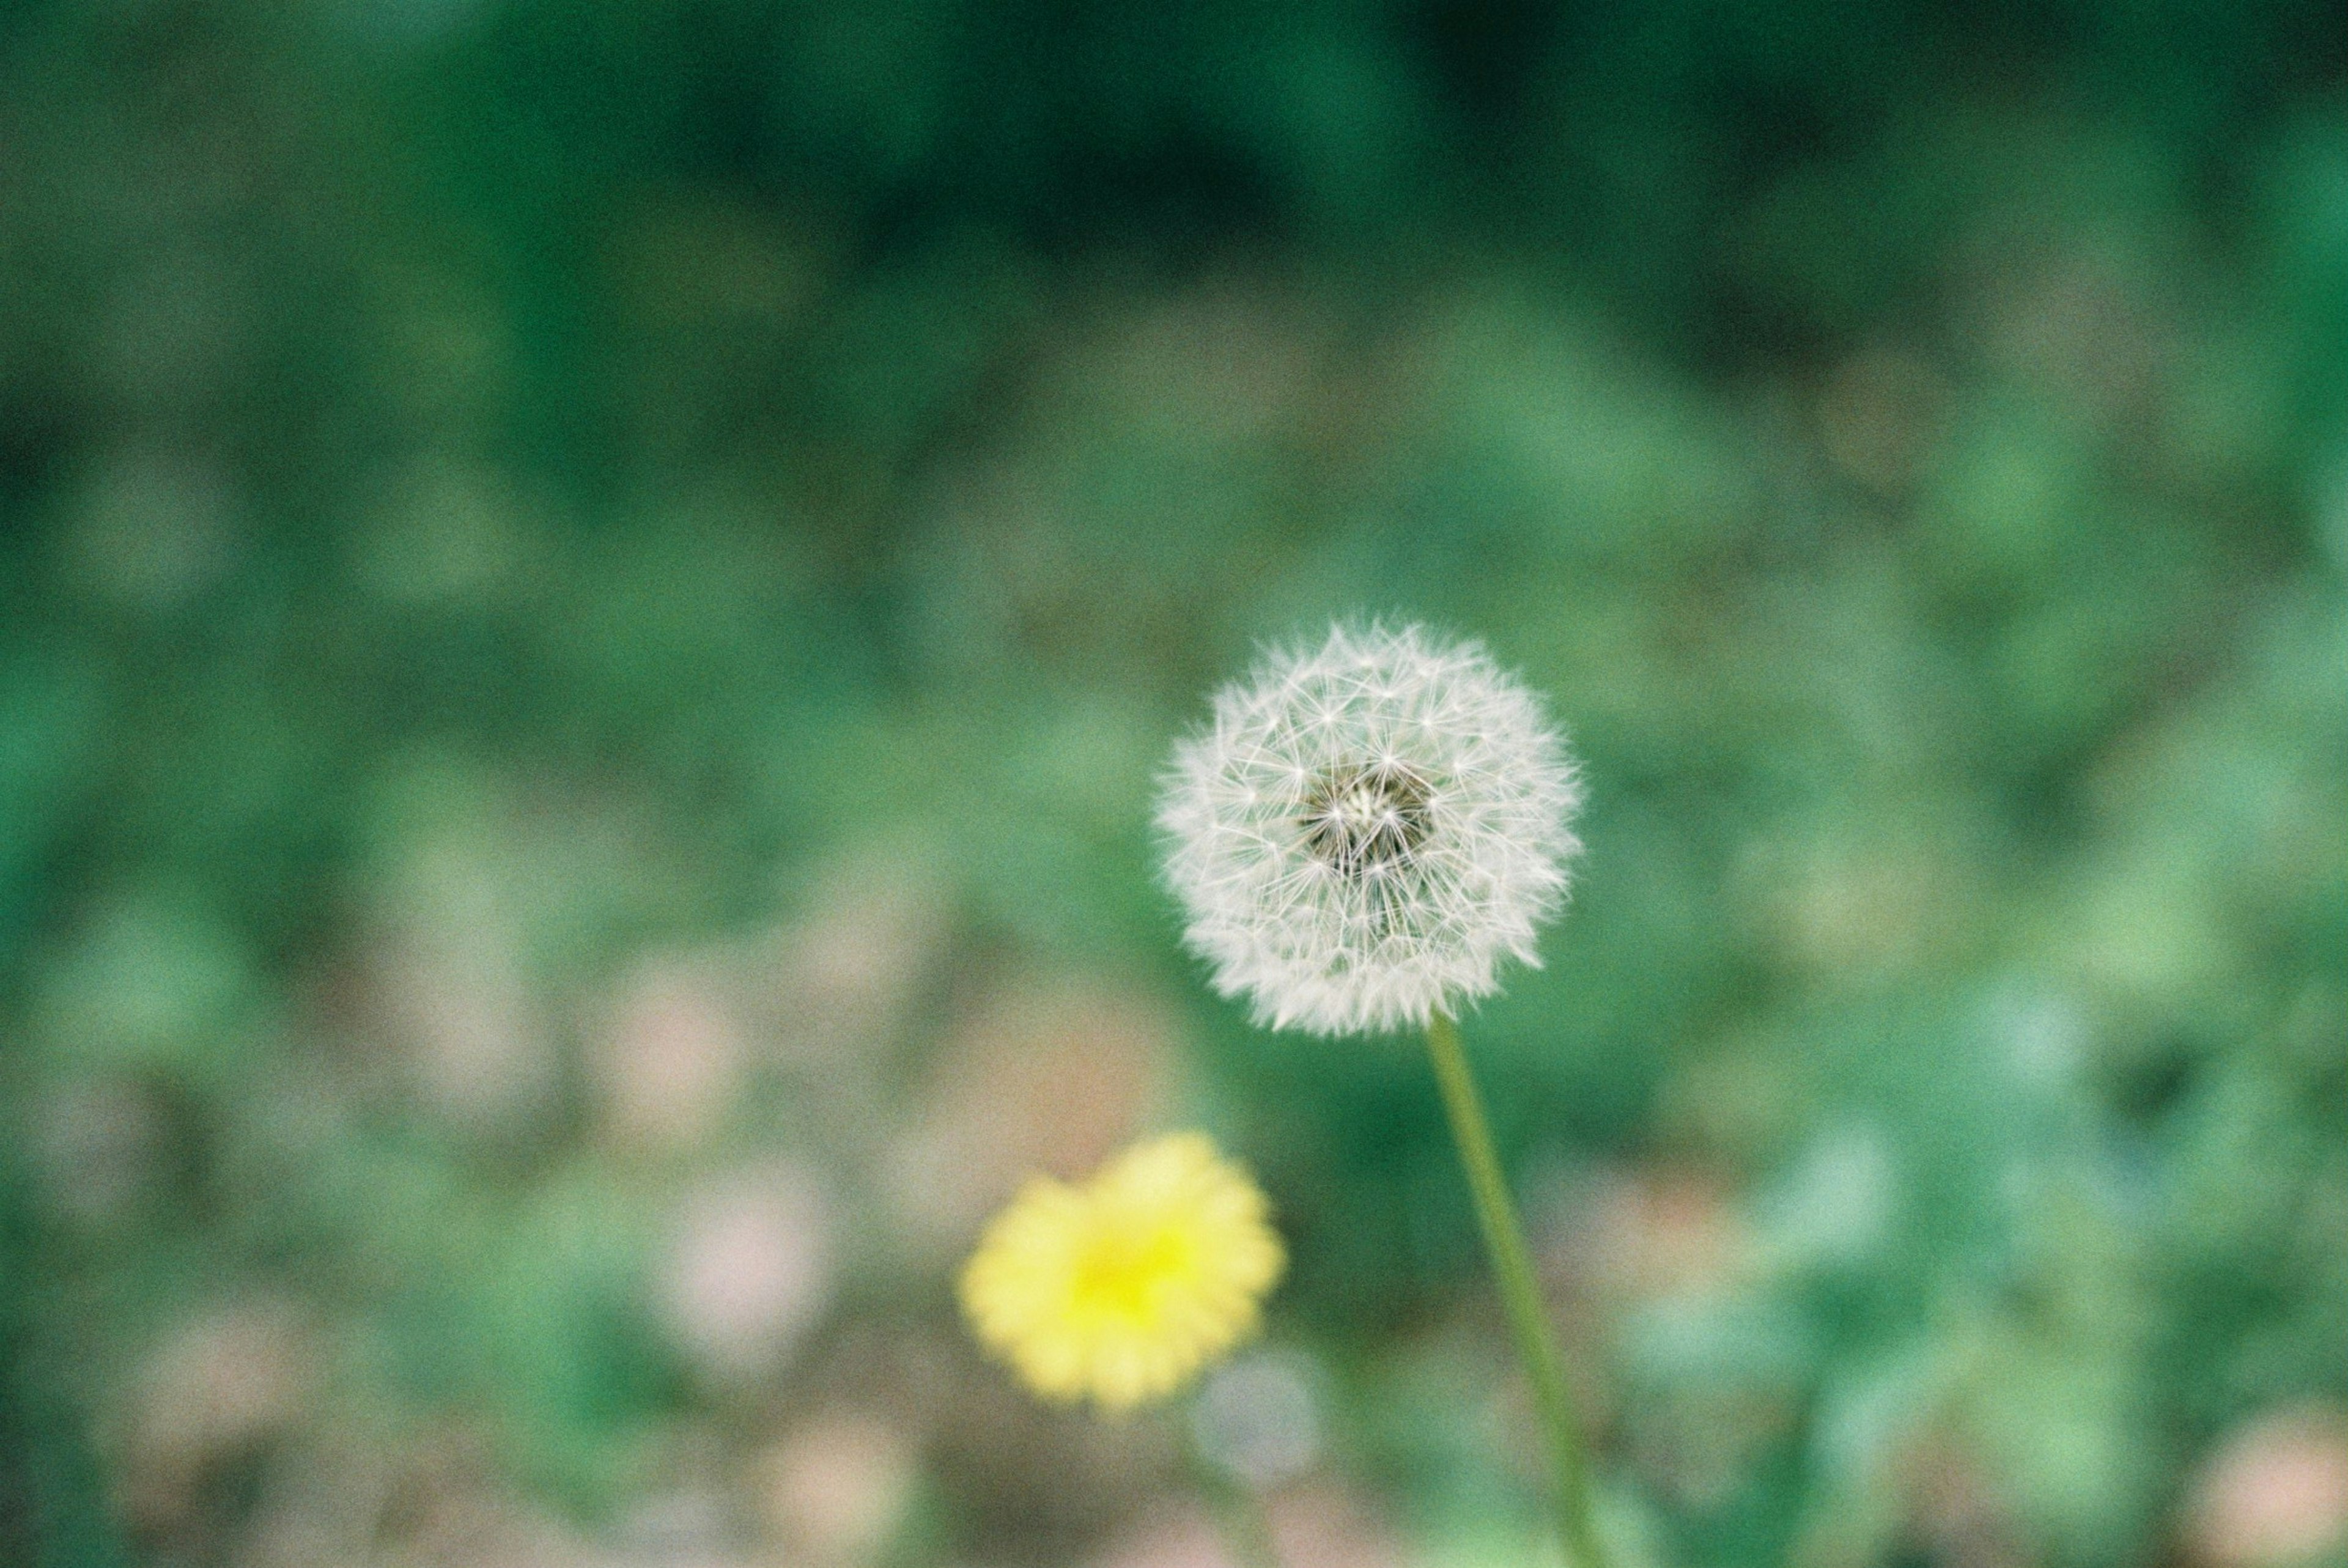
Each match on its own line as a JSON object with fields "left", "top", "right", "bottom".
{"left": 1300, "top": 762, "right": 1434, "bottom": 878}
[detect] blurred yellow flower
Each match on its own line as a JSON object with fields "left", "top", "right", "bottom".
{"left": 959, "top": 1132, "right": 1283, "bottom": 1412}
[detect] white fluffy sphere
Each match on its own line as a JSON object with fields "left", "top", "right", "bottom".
{"left": 1159, "top": 624, "right": 1584, "bottom": 1036}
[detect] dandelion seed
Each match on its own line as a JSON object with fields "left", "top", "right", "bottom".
{"left": 1158, "top": 623, "right": 1584, "bottom": 1035}
{"left": 959, "top": 1133, "right": 1284, "bottom": 1413}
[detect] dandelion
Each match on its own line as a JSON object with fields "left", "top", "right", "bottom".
{"left": 959, "top": 1133, "right": 1283, "bottom": 1413}
{"left": 1160, "top": 624, "right": 1613, "bottom": 1568}
{"left": 1157, "top": 622, "right": 1583, "bottom": 1036}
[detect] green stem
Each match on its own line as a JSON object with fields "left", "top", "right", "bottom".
{"left": 1206, "top": 1478, "right": 1284, "bottom": 1568}
{"left": 1183, "top": 1423, "right": 1285, "bottom": 1568}
{"left": 1425, "top": 1010, "right": 1609, "bottom": 1568}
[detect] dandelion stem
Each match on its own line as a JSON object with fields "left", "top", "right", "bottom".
{"left": 1208, "top": 1480, "right": 1286, "bottom": 1568}
{"left": 1424, "top": 1010, "right": 1609, "bottom": 1568}
{"left": 1182, "top": 1420, "right": 1286, "bottom": 1568}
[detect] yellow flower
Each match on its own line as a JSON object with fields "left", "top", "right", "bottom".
{"left": 959, "top": 1132, "right": 1285, "bottom": 1412}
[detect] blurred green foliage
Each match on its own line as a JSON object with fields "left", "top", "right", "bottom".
{"left": 3, "top": 1, "right": 2347, "bottom": 1566}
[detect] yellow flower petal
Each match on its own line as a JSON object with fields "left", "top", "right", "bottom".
{"left": 959, "top": 1133, "right": 1284, "bottom": 1412}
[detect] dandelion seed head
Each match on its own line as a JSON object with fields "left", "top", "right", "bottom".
{"left": 1158, "top": 623, "right": 1584, "bottom": 1035}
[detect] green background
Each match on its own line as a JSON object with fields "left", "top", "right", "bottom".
{"left": 3, "top": 1, "right": 2346, "bottom": 1565}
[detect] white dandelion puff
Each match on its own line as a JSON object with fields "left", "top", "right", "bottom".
{"left": 1158, "top": 623, "right": 1585, "bottom": 1036}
